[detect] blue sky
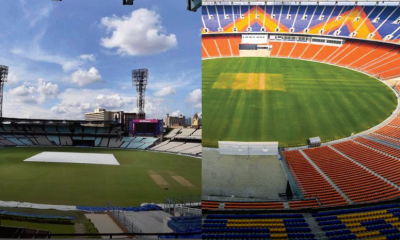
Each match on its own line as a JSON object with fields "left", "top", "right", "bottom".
{"left": 0, "top": 0, "right": 201, "bottom": 120}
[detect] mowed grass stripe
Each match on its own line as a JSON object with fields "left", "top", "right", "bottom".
{"left": 203, "top": 57, "right": 397, "bottom": 147}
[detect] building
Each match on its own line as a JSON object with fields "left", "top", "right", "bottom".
{"left": 85, "top": 109, "right": 139, "bottom": 131}
{"left": 191, "top": 113, "right": 201, "bottom": 128}
{"left": 185, "top": 117, "right": 192, "bottom": 126}
{"left": 85, "top": 109, "right": 114, "bottom": 122}
{"left": 123, "top": 112, "right": 139, "bottom": 133}
{"left": 165, "top": 113, "right": 186, "bottom": 128}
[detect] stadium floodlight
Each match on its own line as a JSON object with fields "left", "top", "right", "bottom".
{"left": 0, "top": 65, "right": 8, "bottom": 118}
{"left": 132, "top": 69, "right": 148, "bottom": 118}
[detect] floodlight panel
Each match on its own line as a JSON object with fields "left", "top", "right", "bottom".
{"left": 0, "top": 65, "right": 9, "bottom": 82}
{"left": 132, "top": 69, "right": 148, "bottom": 82}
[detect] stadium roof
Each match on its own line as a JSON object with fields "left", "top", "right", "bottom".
{"left": 204, "top": 0, "right": 399, "bottom": 3}
{"left": 0, "top": 117, "right": 118, "bottom": 125}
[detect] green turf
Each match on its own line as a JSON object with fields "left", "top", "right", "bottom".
{"left": 203, "top": 57, "right": 397, "bottom": 147}
{"left": 1, "top": 220, "right": 74, "bottom": 236}
{"left": 0, "top": 147, "right": 201, "bottom": 206}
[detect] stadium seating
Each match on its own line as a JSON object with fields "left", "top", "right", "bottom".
{"left": 332, "top": 140, "right": 400, "bottom": 186}
{"left": 284, "top": 150, "right": 348, "bottom": 207}
{"left": 47, "top": 135, "right": 60, "bottom": 145}
{"left": 175, "top": 129, "right": 197, "bottom": 139}
{"left": 354, "top": 137, "right": 400, "bottom": 159}
{"left": 304, "top": 146, "right": 400, "bottom": 203}
{"left": 45, "top": 125, "right": 57, "bottom": 133}
{"left": 314, "top": 203, "right": 400, "bottom": 240}
{"left": 202, "top": 199, "right": 321, "bottom": 210}
{"left": 167, "top": 216, "right": 201, "bottom": 238}
{"left": 202, "top": 4, "right": 400, "bottom": 42}
{"left": 202, "top": 201, "right": 220, "bottom": 210}
{"left": 202, "top": 213, "right": 314, "bottom": 239}
{"left": 60, "top": 136, "right": 73, "bottom": 146}
{"left": 223, "top": 202, "right": 285, "bottom": 210}
{"left": 150, "top": 141, "right": 202, "bottom": 156}
{"left": 202, "top": 35, "right": 400, "bottom": 79}
{"left": 0, "top": 124, "right": 161, "bottom": 151}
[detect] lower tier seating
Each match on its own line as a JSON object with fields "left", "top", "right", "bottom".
{"left": 314, "top": 203, "right": 400, "bottom": 240}
{"left": 284, "top": 151, "right": 348, "bottom": 207}
{"left": 203, "top": 213, "right": 314, "bottom": 239}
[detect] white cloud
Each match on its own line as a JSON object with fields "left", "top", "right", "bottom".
{"left": 147, "top": 71, "right": 198, "bottom": 91}
{"left": 37, "top": 78, "right": 58, "bottom": 96}
{"left": 68, "top": 67, "right": 102, "bottom": 86}
{"left": 3, "top": 91, "right": 58, "bottom": 119}
{"left": 170, "top": 110, "right": 182, "bottom": 117}
{"left": 49, "top": 89, "right": 166, "bottom": 120}
{"left": 80, "top": 54, "right": 96, "bottom": 62}
{"left": 9, "top": 85, "right": 35, "bottom": 97}
{"left": 19, "top": 0, "right": 53, "bottom": 27}
{"left": 154, "top": 86, "right": 176, "bottom": 97}
{"left": 186, "top": 89, "right": 202, "bottom": 109}
{"left": 6, "top": 73, "right": 19, "bottom": 85}
{"left": 4, "top": 87, "right": 169, "bottom": 120}
{"left": 100, "top": 8, "right": 178, "bottom": 56}
{"left": 11, "top": 32, "right": 97, "bottom": 72}
{"left": 8, "top": 79, "right": 58, "bottom": 104}
{"left": 96, "top": 94, "right": 136, "bottom": 109}
{"left": 11, "top": 47, "right": 83, "bottom": 72}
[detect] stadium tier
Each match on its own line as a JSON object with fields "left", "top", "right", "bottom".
{"left": 201, "top": 2, "right": 400, "bottom": 215}
{"left": 202, "top": 4, "right": 400, "bottom": 43}
{"left": 202, "top": 200, "right": 321, "bottom": 210}
{"left": 0, "top": 122, "right": 201, "bottom": 156}
{"left": 202, "top": 36, "right": 400, "bottom": 79}
{"left": 203, "top": 203, "right": 400, "bottom": 239}
{"left": 160, "top": 216, "right": 202, "bottom": 239}
{"left": 202, "top": 213, "right": 314, "bottom": 239}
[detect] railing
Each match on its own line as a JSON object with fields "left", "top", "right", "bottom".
{"left": 164, "top": 195, "right": 202, "bottom": 216}
{"left": 107, "top": 202, "right": 145, "bottom": 237}
{"left": 174, "top": 206, "right": 202, "bottom": 216}
{"left": 0, "top": 232, "right": 202, "bottom": 239}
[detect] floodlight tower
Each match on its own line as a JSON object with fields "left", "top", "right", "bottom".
{"left": 0, "top": 65, "right": 8, "bottom": 119}
{"left": 132, "top": 68, "right": 148, "bottom": 119}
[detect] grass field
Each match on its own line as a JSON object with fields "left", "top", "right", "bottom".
{"left": 0, "top": 207, "right": 93, "bottom": 236}
{"left": 203, "top": 57, "right": 397, "bottom": 147}
{"left": 0, "top": 147, "right": 201, "bottom": 206}
{"left": 1, "top": 220, "right": 75, "bottom": 236}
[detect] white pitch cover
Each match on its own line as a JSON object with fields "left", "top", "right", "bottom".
{"left": 218, "top": 141, "right": 278, "bottom": 156}
{"left": 24, "top": 152, "right": 120, "bottom": 165}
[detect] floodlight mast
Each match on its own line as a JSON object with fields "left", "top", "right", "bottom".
{"left": 0, "top": 65, "right": 8, "bottom": 119}
{"left": 132, "top": 69, "right": 148, "bottom": 119}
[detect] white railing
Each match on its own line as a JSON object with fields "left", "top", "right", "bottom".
{"left": 107, "top": 202, "right": 148, "bottom": 238}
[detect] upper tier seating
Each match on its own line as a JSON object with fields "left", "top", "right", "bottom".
{"left": 149, "top": 141, "right": 202, "bottom": 156}
{"left": 202, "top": 4, "right": 400, "bottom": 42}
{"left": 164, "top": 128, "right": 181, "bottom": 138}
{"left": 175, "top": 129, "right": 197, "bottom": 139}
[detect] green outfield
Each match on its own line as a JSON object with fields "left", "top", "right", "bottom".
{"left": 203, "top": 57, "right": 397, "bottom": 147}
{"left": 0, "top": 147, "right": 201, "bottom": 206}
